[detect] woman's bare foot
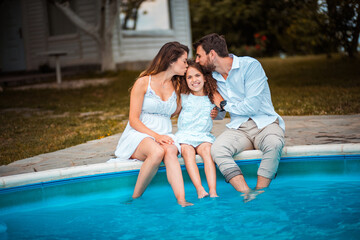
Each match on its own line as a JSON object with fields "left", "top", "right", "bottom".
{"left": 177, "top": 200, "right": 194, "bottom": 207}
{"left": 196, "top": 187, "right": 209, "bottom": 199}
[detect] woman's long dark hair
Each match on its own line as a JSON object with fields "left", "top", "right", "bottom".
{"left": 139, "top": 41, "right": 189, "bottom": 92}
{"left": 179, "top": 60, "right": 218, "bottom": 103}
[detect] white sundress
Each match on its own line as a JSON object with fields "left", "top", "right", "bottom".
{"left": 111, "top": 75, "right": 180, "bottom": 161}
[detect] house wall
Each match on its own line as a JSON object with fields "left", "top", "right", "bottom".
{"left": 21, "top": 0, "right": 192, "bottom": 71}
{"left": 113, "top": 0, "right": 193, "bottom": 63}
{"left": 22, "top": 0, "right": 99, "bottom": 71}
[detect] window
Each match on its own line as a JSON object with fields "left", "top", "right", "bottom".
{"left": 47, "top": 1, "right": 77, "bottom": 36}
{"left": 120, "top": 0, "right": 171, "bottom": 31}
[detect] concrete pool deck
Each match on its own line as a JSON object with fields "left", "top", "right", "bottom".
{"left": 1, "top": 115, "right": 360, "bottom": 188}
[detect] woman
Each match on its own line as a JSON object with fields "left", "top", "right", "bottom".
{"left": 113, "top": 42, "right": 192, "bottom": 207}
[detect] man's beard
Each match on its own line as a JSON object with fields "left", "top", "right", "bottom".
{"left": 204, "top": 58, "right": 215, "bottom": 71}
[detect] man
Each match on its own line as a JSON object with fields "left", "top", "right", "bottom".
{"left": 194, "top": 33, "right": 285, "bottom": 194}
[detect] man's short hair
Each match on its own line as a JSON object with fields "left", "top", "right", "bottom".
{"left": 193, "top": 33, "right": 229, "bottom": 57}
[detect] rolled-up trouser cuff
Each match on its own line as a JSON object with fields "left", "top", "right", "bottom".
{"left": 257, "top": 168, "right": 277, "bottom": 180}
{"left": 223, "top": 167, "right": 243, "bottom": 183}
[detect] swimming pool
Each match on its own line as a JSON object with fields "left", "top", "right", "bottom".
{"left": 0, "top": 144, "right": 360, "bottom": 239}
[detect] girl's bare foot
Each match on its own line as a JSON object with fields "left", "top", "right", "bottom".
{"left": 177, "top": 200, "right": 194, "bottom": 207}
{"left": 196, "top": 187, "right": 209, "bottom": 199}
{"left": 209, "top": 190, "right": 219, "bottom": 198}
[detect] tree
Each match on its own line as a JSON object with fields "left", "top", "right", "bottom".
{"left": 120, "top": 0, "right": 145, "bottom": 30}
{"left": 189, "top": 0, "right": 359, "bottom": 57}
{"left": 190, "top": 0, "right": 325, "bottom": 56}
{"left": 324, "top": 0, "right": 360, "bottom": 58}
{"left": 50, "top": 0, "right": 146, "bottom": 71}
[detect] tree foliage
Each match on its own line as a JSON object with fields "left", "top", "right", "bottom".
{"left": 189, "top": 0, "right": 360, "bottom": 57}
{"left": 325, "top": 0, "right": 360, "bottom": 58}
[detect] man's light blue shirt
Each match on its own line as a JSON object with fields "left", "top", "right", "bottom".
{"left": 213, "top": 54, "right": 285, "bottom": 131}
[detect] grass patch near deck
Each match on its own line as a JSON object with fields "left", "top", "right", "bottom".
{"left": 260, "top": 55, "right": 360, "bottom": 115}
{"left": 0, "top": 71, "right": 138, "bottom": 165}
{"left": 1, "top": 54, "right": 359, "bottom": 165}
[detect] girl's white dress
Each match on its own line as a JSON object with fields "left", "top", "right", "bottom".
{"left": 111, "top": 76, "right": 180, "bottom": 161}
{"left": 175, "top": 93, "right": 216, "bottom": 147}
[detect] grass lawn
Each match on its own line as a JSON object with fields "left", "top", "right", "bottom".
{"left": 1, "top": 54, "right": 359, "bottom": 165}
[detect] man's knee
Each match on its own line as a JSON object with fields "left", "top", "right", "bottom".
{"left": 211, "top": 140, "right": 232, "bottom": 161}
{"left": 262, "top": 134, "right": 284, "bottom": 152}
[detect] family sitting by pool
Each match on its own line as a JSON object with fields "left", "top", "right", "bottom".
{"left": 111, "top": 33, "right": 285, "bottom": 206}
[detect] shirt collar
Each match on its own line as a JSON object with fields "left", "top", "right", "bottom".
{"left": 229, "top": 54, "right": 240, "bottom": 70}
{"left": 212, "top": 54, "right": 239, "bottom": 81}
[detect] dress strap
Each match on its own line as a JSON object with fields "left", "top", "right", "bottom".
{"left": 148, "top": 75, "right": 152, "bottom": 88}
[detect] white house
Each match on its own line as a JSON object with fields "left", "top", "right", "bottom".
{"left": 0, "top": 0, "right": 192, "bottom": 72}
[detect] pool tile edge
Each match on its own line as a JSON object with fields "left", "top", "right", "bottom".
{"left": 1, "top": 143, "right": 360, "bottom": 189}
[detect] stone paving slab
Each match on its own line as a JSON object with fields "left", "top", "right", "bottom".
{"left": 1, "top": 115, "right": 359, "bottom": 177}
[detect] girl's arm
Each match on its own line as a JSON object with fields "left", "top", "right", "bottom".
{"left": 128, "top": 77, "right": 174, "bottom": 145}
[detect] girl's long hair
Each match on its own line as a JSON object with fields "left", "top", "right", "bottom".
{"left": 179, "top": 60, "right": 218, "bottom": 103}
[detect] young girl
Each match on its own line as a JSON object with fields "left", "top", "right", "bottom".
{"left": 175, "top": 60, "right": 223, "bottom": 198}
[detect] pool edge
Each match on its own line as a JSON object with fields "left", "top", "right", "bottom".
{"left": 1, "top": 143, "right": 360, "bottom": 189}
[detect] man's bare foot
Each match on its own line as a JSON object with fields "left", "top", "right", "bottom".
{"left": 197, "top": 187, "right": 209, "bottom": 199}
{"left": 241, "top": 189, "right": 264, "bottom": 203}
{"left": 177, "top": 200, "right": 194, "bottom": 207}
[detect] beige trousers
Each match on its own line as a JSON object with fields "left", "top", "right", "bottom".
{"left": 211, "top": 119, "right": 285, "bottom": 181}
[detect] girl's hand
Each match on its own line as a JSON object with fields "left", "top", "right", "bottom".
{"left": 155, "top": 134, "right": 174, "bottom": 145}
{"left": 211, "top": 107, "right": 218, "bottom": 119}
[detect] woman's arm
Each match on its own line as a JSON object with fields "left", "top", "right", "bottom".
{"left": 128, "top": 76, "right": 174, "bottom": 145}
{"left": 171, "top": 98, "right": 182, "bottom": 117}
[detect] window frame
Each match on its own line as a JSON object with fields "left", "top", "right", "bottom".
{"left": 120, "top": 0, "right": 174, "bottom": 38}
{"left": 45, "top": 0, "right": 79, "bottom": 41}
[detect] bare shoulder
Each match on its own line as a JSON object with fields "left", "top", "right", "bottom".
{"left": 132, "top": 76, "right": 149, "bottom": 93}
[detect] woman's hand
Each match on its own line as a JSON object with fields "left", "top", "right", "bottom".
{"left": 155, "top": 134, "right": 174, "bottom": 145}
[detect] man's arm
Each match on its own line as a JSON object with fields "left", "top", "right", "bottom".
{"left": 211, "top": 91, "right": 225, "bottom": 120}
{"left": 223, "top": 60, "right": 267, "bottom": 116}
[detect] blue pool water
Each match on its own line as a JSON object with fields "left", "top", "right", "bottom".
{"left": 0, "top": 157, "right": 360, "bottom": 240}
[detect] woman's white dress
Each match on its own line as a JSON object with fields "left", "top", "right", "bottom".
{"left": 112, "top": 76, "right": 180, "bottom": 161}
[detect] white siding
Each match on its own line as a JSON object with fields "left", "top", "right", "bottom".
{"left": 23, "top": 0, "right": 48, "bottom": 70}
{"left": 114, "top": 0, "right": 192, "bottom": 63}
{"left": 76, "top": 0, "right": 99, "bottom": 63}
{"left": 21, "top": 0, "right": 192, "bottom": 70}
{"left": 23, "top": 0, "right": 99, "bottom": 70}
